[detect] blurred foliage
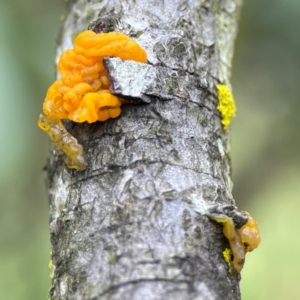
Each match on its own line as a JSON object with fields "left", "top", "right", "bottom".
{"left": 0, "top": 0, "right": 298, "bottom": 299}
{"left": 232, "top": 1, "right": 300, "bottom": 299}
{"left": 0, "top": 0, "right": 66, "bottom": 299}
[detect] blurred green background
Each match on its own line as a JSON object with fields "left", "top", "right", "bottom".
{"left": 0, "top": 1, "right": 299, "bottom": 299}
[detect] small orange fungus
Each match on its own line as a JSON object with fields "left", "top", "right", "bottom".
{"left": 210, "top": 211, "right": 260, "bottom": 273}
{"left": 43, "top": 30, "right": 147, "bottom": 123}
{"left": 239, "top": 211, "right": 261, "bottom": 253}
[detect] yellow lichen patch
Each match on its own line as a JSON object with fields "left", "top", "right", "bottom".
{"left": 107, "top": 253, "right": 116, "bottom": 264}
{"left": 48, "top": 259, "right": 53, "bottom": 269}
{"left": 223, "top": 248, "right": 232, "bottom": 264}
{"left": 216, "top": 84, "right": 236, "bottom": 130}
{"left": 48, "top": 251, "right": 53, "bottom": 278}
{"left": 49, "top": 260, "right": 53, "bottom": 278}
{"left": 43, "top": 30, "right": 147, "bottom": 123}
{"left": 38, "top": 114, "right": 87, "bottom": 171}
{"left": 223, "top": 248, "right": 233, "bottom": 271}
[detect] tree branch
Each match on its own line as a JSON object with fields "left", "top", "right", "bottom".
{"left": 47, "top": 0, "right": 243, "bottom": 299}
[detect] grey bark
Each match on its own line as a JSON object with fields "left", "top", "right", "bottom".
{"left": 47, "top": 0, "right": 242, "bottom": 299}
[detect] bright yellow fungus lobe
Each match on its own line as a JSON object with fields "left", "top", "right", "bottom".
{"left": 216, "top": 84, "right": 236, "bottom": 130}
{"left": 210, "top": 211, "right": 260, "bottom": 273}
{"left": 38, "top": 114, "right": 87, "bottom": 171}
{"left": 39, "top": 30, "right": 147, "bottom": 170}
{"left": 43, "top": 30, "right": 147, "bottom": 123}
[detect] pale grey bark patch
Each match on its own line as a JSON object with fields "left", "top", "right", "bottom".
{"left": 47, "top": 0, "right": 243, "bottom": 299}
{"left": 103, "top": 57, "right": 216, "bottom": 106}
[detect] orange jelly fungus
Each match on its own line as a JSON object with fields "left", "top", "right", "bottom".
{"left": 239, "top": 211, "right": 261, "bottom": 253}
{"left": 43, "top": 30, "right": 147, "bottom": 123}
{"left": 210, "top": 211, "right": 261, "bottom": 273}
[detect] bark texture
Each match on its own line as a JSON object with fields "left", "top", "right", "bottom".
{"left": 47, "top": 0, "right": 242, "bottom": 299}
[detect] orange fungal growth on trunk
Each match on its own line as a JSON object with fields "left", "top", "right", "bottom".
{"left": 38, "top": 114, "right": 87, "bottom": 171}
{"left": 239, "top": 211, "right": 261, "bottom": 253}
{"left": 39, "top": 30, "right": 147, "bottom": 170}
{"left": 209, "top": 211, "right": 261, "bottom": 273}
{"left": 42, "top": 30, "right": 147, "bottom": 123}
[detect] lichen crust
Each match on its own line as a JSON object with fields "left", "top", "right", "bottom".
{"left": 216, "top": 84, "right": 236, "bottom": 129}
